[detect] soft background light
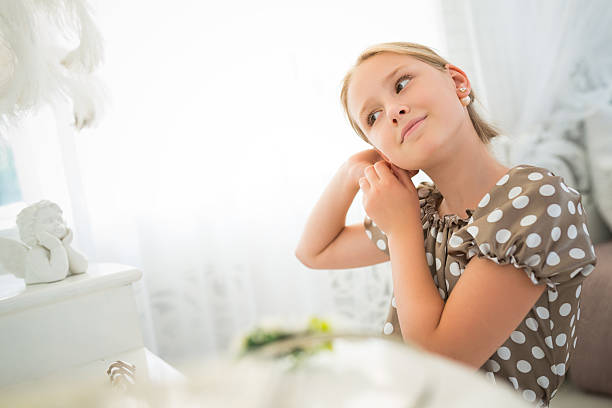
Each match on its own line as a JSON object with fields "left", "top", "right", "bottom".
{"left": 4, "top": 0, "right": 611, "bottom": 369}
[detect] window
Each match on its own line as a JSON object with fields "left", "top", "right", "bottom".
{"left": 0, "top": 139, "right": 22, "bottom": 206}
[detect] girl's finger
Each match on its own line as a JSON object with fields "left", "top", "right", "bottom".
{"left": 358, "top": 176, "right": 369, "bottom": 189}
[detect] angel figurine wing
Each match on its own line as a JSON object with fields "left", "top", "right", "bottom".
{"left": 0, "top": 237, "right": 28, "bottom": 278}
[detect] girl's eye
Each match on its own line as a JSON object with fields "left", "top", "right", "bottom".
{"left": 395, "top": 74, "right": 412, "bottom": 93}
{"left": 367, "top": 111, "right": 380, "bottom": 127}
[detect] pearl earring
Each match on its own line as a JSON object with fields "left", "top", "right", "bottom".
{"left": 459, "top": 87, "right": 470, "bottom": 106}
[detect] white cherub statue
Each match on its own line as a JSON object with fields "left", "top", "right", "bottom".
{"left": 0, "top": 200, "right": 88, "bottom": 284}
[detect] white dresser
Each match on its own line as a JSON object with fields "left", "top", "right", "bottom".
{"left": 0, "top": 263, "right": 183, "bottom": 391}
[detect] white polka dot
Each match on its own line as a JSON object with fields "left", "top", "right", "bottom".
{"left": 426, "top": 252, "right": 434, "bottom": 266}
{"left": 479, "top": 243, "right": 491, "bottom": 255}
{"left": 486, "top": 359, "right": 501, "bottom": 373}
{"left": 517, "top": 360, "right": 532, "bottom": 373}
{"left": 573, "top": 337, "right": 577, "bottom": 348}
{"left": 422, "top": 221, "right": 430, "bottom": 230}
{"left": 497, "top": 346, "right": 511, "bottom": 360}
{"left": 478, "top": 193, "right": 490, "bottom": 208}
{"left": 581, "top": 264, "right": 594, "bottom": 276}
{"left": 556, "top": 363, "right": 566, "bottom": 376}
{"left": 496, "top": 174, "right": 509, "bottom": 185}
{"left": 508, "top": 186, "right": 522, "bottom": 199}
{"left": 526, "top": 233, "right": 542, "bottom": 248}
{"left": 487, "top": 208, "right": 503, "bottom": 223}
{"left": 540, "top": 184, "right": 556, "bottom": 196}
{"left": 551, "top": 227, "right": 561, "bottom": 241}
{"left": 526, "top": 317, "right": 539, "bottom": 331}
{"left": 523, "top": 389, "right": 536, "bottom": 402}
{"left": 537, "top": 376, "right": 550, "bottom": 388}
{"left": 511, "top": 331, "right": 526, "bottom": 344}
{"left": 578, "top": 307, "right": 581, "bottom": 321}
{"left": 537, "top": 307, "right": 550, "bottom": 319}
{"left": 545, "top": 336, "right": 553, "bottom": 349}
{"left": 569, "top": 248, "right": 585, "bottom": 259}
{"left": 578, "top": 202, "right": 583, "bottom": 215}
{"left": 570, "top": 314, "right": 575, "bottom": 327}
{"left": 559, "top": 303, "right": 571, "bottom": 316}
{"left": 365, "top": 229, "right": 372, "bottom": 239}
{"left": 445, "top": 279, "right": 449, "bottom": 291}
{"left": 583, "top": 223, "right": 590, "bottom": 236}
{"left": 391, "top": 297, "right": 397, "bottom": 308}
{"left": 509, "top": 376, "right": 519, "bottom": 390}
{"left": 576, "top": 285, "right": 582, "bottom": 298}
{"left": 568, "top": 201, "right": 576, "bottom": 215}
{"left": 496, "top": 229, "right": 512, "bottom": 244}
{"left": 556, "top": 333, "right": 567, "bottom": 347}
{"left": 383, "top": 322, "right": 394, "bottom": 335}
{"left": 546, "top": 252, "right": 560, "bottom": 266}
{"left": 528, "top": 172, "right": 543, "bottom": 181}
{"left": 377, "top": 239, "right": 387, "bottom": 250}
{"left": 571, "top": 325, "right": 576, "bottom": 337}
{"left": 570, "top": 267, "right": 583, "bottom": 278}
{"left": 567, "top": 225, "right": 577, "bottom": 239}
{"left": 526, "top": 254, "right": 541, "bottom": 267}
{"left": 548, "top": 289, "right": 558, "bottom": 302}
{"left": 547, "top": 204, "right": 562, "bottom": 217}
{"left": 550, "top": 320, "right": 554, "bottom": 330}
{"left": 532, "top": 346, "right": 545, "bottom": 359}
{"left": 449, "top": 262, "right": 461, "bottom": 276}
{"left": 520, "top": 215, "right": 537, "bottom": 226}
{"left": 435, "top": 258, "right": 441, "bottom": 271}
{"left": 436, "top": 231, "right": 443, "bottom": 243}
{"left": 467, "top": 225, "right": 479, "bottom": 238}
{"left": 512, "top": 195, "right": 529, "bottom": 209}
{"left": 449, "top": 235, "right": 463, "bottom": 247}
{"left": 438, "top": 288, "right": 445, "bottom": 299}
{"left": 430, "top": 227, "right": 437, "bottom": 238}
{"left": 566, "top": 352, "right": 570, "bottom": 363}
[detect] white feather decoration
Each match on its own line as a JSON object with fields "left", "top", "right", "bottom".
{"left": 0, "top": 0, "right": 105, "bottom": 131}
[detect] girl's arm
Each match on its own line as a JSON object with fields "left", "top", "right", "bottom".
{"left": 296, "top": 149, "right": 389, "bottom": 268}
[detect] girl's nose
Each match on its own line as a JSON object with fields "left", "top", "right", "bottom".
{"left": 388, "top": 105, "right": 410, "bottom": 124}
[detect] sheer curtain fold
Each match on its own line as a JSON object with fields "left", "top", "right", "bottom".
{"left": 440, "top": 0, "right": 612, "bottom": 243}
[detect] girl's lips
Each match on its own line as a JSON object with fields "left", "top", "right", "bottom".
{"left": 402, "top": 116, "right": 426, "bottom": 142}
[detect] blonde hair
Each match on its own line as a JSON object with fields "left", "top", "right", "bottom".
{"left": 340, "top": 41, "right": 501, "bottom": 146}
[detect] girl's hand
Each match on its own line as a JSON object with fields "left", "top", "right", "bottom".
{"left": 346, "top": 149, "right": 385, "bottom": 186}
{"left": 359, "top": 161, "right": 420, "bottom": 237}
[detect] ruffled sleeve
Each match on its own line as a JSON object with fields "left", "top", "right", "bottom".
{"left": 447, "top": 167, "right": 597, "bottom": 291}
{"left": 363, "top": 181, "right": 436, "bottom": 257}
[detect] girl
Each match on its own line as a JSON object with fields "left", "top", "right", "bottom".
{"left": 295, "top": 42, "right": 597, "bottom": 407}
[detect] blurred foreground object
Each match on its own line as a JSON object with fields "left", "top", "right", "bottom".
{"left": 1, "top": 331, "right": 533, "bottom": 407}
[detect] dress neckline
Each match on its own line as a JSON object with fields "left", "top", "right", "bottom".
{"left": 421, "top": 164, "right": 528, "bottom": 227}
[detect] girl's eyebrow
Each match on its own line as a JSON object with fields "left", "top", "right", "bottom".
{"left": 358, "top": 65, "right": 412, "bottom": 119}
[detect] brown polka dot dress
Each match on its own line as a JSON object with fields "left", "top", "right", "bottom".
{"left": 363, "top": 164, "right": 597, "bottom": 407}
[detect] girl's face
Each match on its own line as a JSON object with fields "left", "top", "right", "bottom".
{"left": 347, "top": 52, "right": 471, "bottom": 169}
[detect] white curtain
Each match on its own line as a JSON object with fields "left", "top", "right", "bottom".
{"left": 7, "top": 1, "right": 447, "bottom": 366}
{"left": 439, "top": 0, "right": 612, "bottom": 244}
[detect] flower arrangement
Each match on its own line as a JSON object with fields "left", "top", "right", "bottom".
{"left": 236, "top": 316, "right": 334, "bottom": 369}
